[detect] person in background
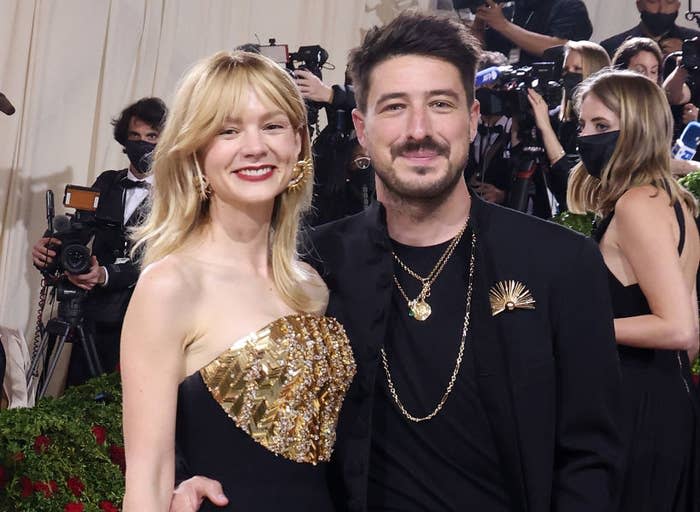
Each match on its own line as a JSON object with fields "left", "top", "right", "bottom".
{"left": 473, "top": 0, "right": 592, "bottom": 66}
{"left": 601, "top": 0, "right": 700, "bottom": 58}
{"left": 31, "top": 97, "right": 166, "bottom": 386}
{"left": 523, "top": 40, "right": 610, "bottom": 213}
{"left": 569, "top": 69, "right": 700, "bottom": 512}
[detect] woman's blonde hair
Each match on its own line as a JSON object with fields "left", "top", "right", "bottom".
{"left": 567, "top": 69, "right": 697, "bottom": 217}
{"left": 561, "top": 41, "right": 611, "bottom": 121}
{"left": 132, "top": 51, "right": 321, "bottom": 312}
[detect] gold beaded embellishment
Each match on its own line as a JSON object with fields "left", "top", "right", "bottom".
{"left": 200, "top": 314, "right": 356, "bottom": 464}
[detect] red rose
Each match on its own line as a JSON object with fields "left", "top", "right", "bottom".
{"left": 13, "top": 451, "right": 25, "bottom": 462}
{"left": 50, "top": 480, "right": 58, "bottom": 493}
{"left": 34, "top": 434, "right": 51, "bottom": 454}
{"left": 20, "top": 475, "right": 33, "bottom": 498}
{"left": 66, "top": 476, "right": 85, "bottom": 497}
{"left": 693, "top": 374, "right": 699, "bottom": 386}
{"left": 64, "top": 503, "right": 85, "bottom": 512}
{"left": 99, "top": 501, "right": 119, "bottom": 512}
{"left": 108, "top": 444, "right": 126, "bottom": 474}
{"left": 91, "top": 425, "right": 107, "bottom": 445}
{"left": 34, "top": 480, "right": 56, "bottom": 497}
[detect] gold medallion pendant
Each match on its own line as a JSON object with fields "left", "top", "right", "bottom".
{"left": 409, "top": 298, "right": 432, "bottom": 321}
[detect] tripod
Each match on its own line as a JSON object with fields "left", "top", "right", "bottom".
{"left": 27, "top": 280, "right": 103, "bottom": 399}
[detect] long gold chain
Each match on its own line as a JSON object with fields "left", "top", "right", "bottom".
{"left": 392, "top": 217, "right": 469, "bottom": 321}
{"left": 381, "top": 229, "right": 476, "bottom": 422}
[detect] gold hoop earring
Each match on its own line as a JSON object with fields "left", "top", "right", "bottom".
{"left": 287, "top": 158, "right": 312, "bottom": 192}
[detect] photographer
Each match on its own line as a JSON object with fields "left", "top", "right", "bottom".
{"left": 473, "top": 0, "right": 593, "bottom": 66}
{"left": 467, "top": 51, "right": 513, "bottom": 205}
{"left": 601, "top": 0, "right": 700, "bottom": 58}
{"left": 31, "top": 97, "right": 166, "bottom": 386}
{"left": 523, "top": 41, "right": 610, "bottom": 213}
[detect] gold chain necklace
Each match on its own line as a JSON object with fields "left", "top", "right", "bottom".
{"left": 392, "top": 218, "right": 468, "bottom": 321}
{"left": 381, "top": 229, "right": 476, "bottom": 422}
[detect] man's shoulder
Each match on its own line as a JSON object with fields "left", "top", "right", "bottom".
{"left": 672, "top": 24, "right": 700, "bottom": 40}
{"left": 93, "top": 169, "right": 127, "bottom": 188}
{"left": 600, "top": 26, "right": 642, "bottom": 55}
{"left": 479, "top": 202, "right": 591, "bottom": 257}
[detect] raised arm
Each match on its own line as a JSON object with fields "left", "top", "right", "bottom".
{"left": 121, "top": 261, "right": 191, "bottom": 512}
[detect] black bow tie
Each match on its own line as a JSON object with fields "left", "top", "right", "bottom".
{"left": 478, "top": 124, "right": 504, "bottom": 136}
{"left": 122, "top": 178, "right": 151, "bottom": 190}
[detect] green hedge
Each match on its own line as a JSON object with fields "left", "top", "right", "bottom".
{"left": 0, "top": 373, "right": 124, "bottom": 512}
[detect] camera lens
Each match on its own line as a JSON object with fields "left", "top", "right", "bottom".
{"left": 62, "top": 244, "right": 92, "bottom": 274}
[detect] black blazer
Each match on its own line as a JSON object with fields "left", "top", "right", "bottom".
{"left": 308, "top": 195, "right": 622, "bottom": 512}
{"left": 84, "top": 169, "right": 147, "bottom": 324}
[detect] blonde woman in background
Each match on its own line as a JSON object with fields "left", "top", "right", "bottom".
{"left": 569, "top": 69, "right": 699, "bottom": 512}
{"left": 120, "top": 51, "right": 356, "bottom": 512}
{"left": 525, "top": 40, "right": 610, "bottom": 211}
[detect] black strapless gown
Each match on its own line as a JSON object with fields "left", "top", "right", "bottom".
{"left": 176, "top": 314, "right": 356, "bottom": 511}
{"left": 594, "top": 204, "right": 699, "bottom": 512}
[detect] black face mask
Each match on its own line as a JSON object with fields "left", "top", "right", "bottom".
{"left": 577, "top": 130, "right": 620, "bottom": 178}
{"left": 562, "top": 72, "right": 584, "bottom": 98}
{"left": 476, "top": 88, "right": 506, "bottom": 117}
{"left": 123, "top": 140, "right": 156, "bottom": 174}
{"left": 641, "top": 10, "right": 678, "bottom": 37}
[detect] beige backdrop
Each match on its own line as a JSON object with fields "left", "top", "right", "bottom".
{"left": 0, "top": 0, "right": 698, "bottom": 342}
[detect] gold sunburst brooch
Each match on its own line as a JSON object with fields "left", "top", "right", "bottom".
{"left": 489, "top": 280, "right": 536, "bottom": 317}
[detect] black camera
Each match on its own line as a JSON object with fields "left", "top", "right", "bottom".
{"left": 258, "top": 40, "right": 330, "bottom": 133}
{"left": 43, "top": 185, "right": 102, "bottom": 275}
{"left": 682, "top": 37, "right": 700, "bottom": 72}
{"left": 475, "top": 62, "right": 563, "bottom": 125}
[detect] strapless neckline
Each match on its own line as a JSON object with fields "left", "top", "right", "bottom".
{"left": 191, "top": 313, "right": 356, "bottom": 464}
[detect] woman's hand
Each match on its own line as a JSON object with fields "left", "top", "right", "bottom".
{"left": 526, "top": 88, "right": 552, "bottom": 132}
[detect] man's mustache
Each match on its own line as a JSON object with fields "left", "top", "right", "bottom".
{"left": 390, "top": 137, "right": 450, "bottom": 160}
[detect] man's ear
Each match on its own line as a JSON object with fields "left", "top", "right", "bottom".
{"left": 469, "top": 99, "right": 481, "bottom": 143}
{"left": 352, "top": 108, "right": 368, "bottom": 149}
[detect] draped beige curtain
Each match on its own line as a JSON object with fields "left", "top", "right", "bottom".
{"left": 0, "top": 0, "right": 430, "bottom": 338}
{"left": 0, "top": 0, "right": 693, "bottom": 340}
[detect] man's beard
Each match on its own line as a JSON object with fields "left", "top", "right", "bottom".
{"left": 374, "top": 136, "right": 466, "bottom": 203}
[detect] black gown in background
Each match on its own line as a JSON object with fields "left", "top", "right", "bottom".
{"left": 593, "top": 202, "right": 699, "bottom": 512}
{"left": 176, "top": 314, "right": 356, "bottom": 511}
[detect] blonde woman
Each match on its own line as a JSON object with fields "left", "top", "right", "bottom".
{"left": 569, "top": 69, "right": 699, "bottom": 511}
{"left": 120, "top": 51, "right": 356, "bottom": 512}
{"left": 526, "top": 40, "right": 610, "bottom": 211}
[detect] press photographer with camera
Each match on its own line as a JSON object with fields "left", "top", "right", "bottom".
{"left": 471, "top": 0, "right": 592, "bottom": 66}
{"left": 523, "top": 41, "right": 610, "bottom": 213}
{"left": 31, "top": 97, "right": 167, "bottom": 387}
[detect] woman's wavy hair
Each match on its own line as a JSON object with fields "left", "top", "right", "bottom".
{"left": 611, "top": 37, "right": 663, "bottom": 84}
{"left": 567, "top": 69, "right": 697, "bottom": 217}
{"left": 132, "top": 51, "right": 321, "bottom": 312}
{"left": 561, "top": 40, "right": 611, "bottom": 121}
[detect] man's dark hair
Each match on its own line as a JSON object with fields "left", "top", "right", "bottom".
{"left": 111, "top": 97, "right": 167, "bottom": 146}
{"left": 348, "top": 10, "right": 481, "bottom": 112}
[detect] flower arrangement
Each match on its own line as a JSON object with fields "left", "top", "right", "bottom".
{"left": 0, "top": 373, "right": 124, "bottom": 511}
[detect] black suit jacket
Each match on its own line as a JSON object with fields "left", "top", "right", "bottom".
{"left": 84, "top": 169, "right": 147, "bottom": 324}
{"left": 308, "top": 196, "right": 622, "bottom": 512}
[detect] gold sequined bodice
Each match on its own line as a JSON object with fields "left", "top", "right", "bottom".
{"left": 199, "top": 314, "right": 356, "bottom": 464}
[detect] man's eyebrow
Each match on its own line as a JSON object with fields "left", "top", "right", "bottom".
{"left": 375, "top": 89, "right": 461, "bottom": 105}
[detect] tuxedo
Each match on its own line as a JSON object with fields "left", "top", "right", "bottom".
{"left": 67, "top": 168, "right": 149, "bottom": 383}
{"left": 309, "top": 195, "right": 622, "bottom": 512}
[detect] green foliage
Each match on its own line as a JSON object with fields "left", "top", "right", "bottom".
{"left": 678, "top": 171, "right": 700, "bottom": 200}
{"left": 0, "top": 373, "right": 124, "bottom": 511}
{"left": 551, "top": 211, "right": 596, "bottom": 237}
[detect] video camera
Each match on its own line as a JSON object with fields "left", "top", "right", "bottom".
{"left": 453, "top": 0, "right": 515, "bottom": 14}
{"left": 43, "top": 186, "right": 108, "bottom": 276}
{"left": 258, "top": 40, "right": 330, "bottom": 133}
{"left": 475, "top": 61, "right": 563, "bottom": 130}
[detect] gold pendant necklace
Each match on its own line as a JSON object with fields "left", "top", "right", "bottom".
{"left": 382, "top": 230, "right": 477, "bottom": 422}
{"left": 392, "top": 217, "right": 468, "bottom": 321}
